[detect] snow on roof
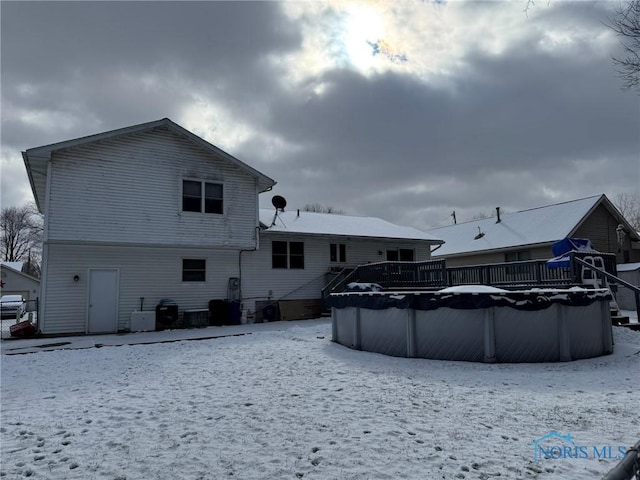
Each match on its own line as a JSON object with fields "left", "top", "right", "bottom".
{"left": 427, "top": 195, "right": 604, "bottom": 257}
{"left": 1, "top": 262, "right": 24, "bottom": 272}
{"left": 617, "top": 263, "right": 640, "bottom": 272}
{"left": 259, "top": 209, "right": 443, "bottom": 243}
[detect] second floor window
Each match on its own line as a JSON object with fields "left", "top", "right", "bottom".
{"left": 183, "top": 180, "right": 223, "bottom": 214}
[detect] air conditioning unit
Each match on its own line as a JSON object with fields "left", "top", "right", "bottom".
{"left": 130, "top": 311, "right": 155, "bottom": 332}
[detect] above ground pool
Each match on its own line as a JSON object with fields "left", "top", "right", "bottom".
{"left": 330, "top": 286, "right": 614, "bottom": 363}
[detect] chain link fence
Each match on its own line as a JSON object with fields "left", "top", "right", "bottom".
{"left": 1, "top": 298, "right": 38, "bottom": 340}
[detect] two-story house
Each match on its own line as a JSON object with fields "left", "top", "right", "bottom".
{"left": 23, "top": 118, "right": 443, "bottom": 335}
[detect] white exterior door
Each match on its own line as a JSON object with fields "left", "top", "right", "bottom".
{"left": 88, "top": 269, "right": 118, "bottom": 333}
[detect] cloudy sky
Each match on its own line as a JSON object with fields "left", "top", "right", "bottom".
{"left": 1, "top": 0, "right": 638, "bottom": 230}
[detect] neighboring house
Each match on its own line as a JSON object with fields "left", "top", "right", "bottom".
{"left": 0, "top": 262, "right": 40, "bottom": 302}
{"left": 23, "top": 118, "right": 442, "bottom": 335}
{"left": 616, "top": 263, "right": 640, "bottom": 310}
{"left": 427, "top": 194, "right": 640, "bottom": 267}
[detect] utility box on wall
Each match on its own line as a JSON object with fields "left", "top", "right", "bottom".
{"left": 130, "top": 311, "right": 156, "bottom": 332}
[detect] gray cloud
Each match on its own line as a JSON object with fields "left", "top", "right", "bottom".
{"left": 1, "top": 1, "right": 638, "bottom": 231}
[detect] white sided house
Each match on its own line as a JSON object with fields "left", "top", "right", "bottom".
{"left": 23, "top": 118, "right": 443, "bottom": 335}
{"left": 0, "top": 262, "right": 40, "bottom": 301}
{"left": 242, "top": 208, "right": 443, "bottom": 319}
{"left": 24, "top": 118, "right": 275, "bottom": 335}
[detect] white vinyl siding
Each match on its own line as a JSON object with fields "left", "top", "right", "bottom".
{"left": 41, "top": 244, "right": 239, "bottom": 334}
{"left": 0, "top": 267, "right": 40, "bottom": 301}
{"left": 241, "top": 234, "right": 432, "bottom": 312}
{"left": 46, "top": 128, "right": 258, "bottom": 249}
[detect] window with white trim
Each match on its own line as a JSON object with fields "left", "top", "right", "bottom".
{"left": 272, "top": 241, "right": 305, "bottom": 269}
{"left": 182, "top": 180, "right": 223, "bottom": 214}
{"left": 182, "top": 259, "right": 206, "bottom": 282}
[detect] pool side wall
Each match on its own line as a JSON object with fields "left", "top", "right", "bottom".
{"left": 331, "top": 292, "right": 613, "bottom": 363}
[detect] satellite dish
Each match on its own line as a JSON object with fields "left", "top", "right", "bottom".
{"left": 272, "top": 195, "right": 287, "bottom": 211}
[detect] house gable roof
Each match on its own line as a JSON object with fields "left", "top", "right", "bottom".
{"left": 1, "top": 262, "right": 23, "bottom": 272}
{"left": 1, "top": 262, "right": 40, "bottom": 283}
{"left": 259, "top": 209, "right": 443, "bottom": 243}
{"left": 22, "top": 118, "right": 276, "bottom": 212}
{"left": 427, "top": 194, "right": 639, "bottom": 258}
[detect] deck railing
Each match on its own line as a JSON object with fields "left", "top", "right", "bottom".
{"left": 355, "top": 259, "right": 448, "bottom": 289}
{"left": 573, "top": 255, "right": 640, "bottom": 321}
{"left": 446, "top": 260, "right": 574, "bottom": 288}
{"left": 323, "top": 252, "right": 621, "bottom": 295}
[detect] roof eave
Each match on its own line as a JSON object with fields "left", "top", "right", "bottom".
{"left": 259, "top": 229, "right": 443, "bottom": 244}
{"left": 22, "top": 150, "right": 49, "bottom": 213}
{"left": 1, "top": 264, "right": 41, "bottom": 282}
{"left": 23, "top": 118, "right": 278, "bottom": 195}
{"left": 433, "top": 240, "right": 556, "bottom": 258}
{"left": 166, "top": 120, "right": 277, "bottom": 190}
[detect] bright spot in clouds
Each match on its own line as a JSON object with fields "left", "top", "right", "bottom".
{"left": 342, "top": 3, "right": 385, "bottom": 72}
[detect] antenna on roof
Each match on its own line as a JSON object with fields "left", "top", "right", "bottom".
{"left": 451, "top": 211, "right": 457, "bottom": 225}
{"left": 271, "top": 195, "right": 287, "bottom": 227}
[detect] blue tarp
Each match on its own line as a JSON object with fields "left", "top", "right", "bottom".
{"left": 547, "top": 238, "right": 598, "bottom": 269}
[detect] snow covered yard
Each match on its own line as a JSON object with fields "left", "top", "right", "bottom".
{"left": 1, "top": 320, "right": 639, "bottom": 480}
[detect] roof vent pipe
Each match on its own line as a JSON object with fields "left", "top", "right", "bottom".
{"left": 496, "top": 207, "right": 501, "bottom": 223}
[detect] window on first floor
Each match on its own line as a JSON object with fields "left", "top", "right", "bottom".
{"left": 182, "top": 180, "right": 223, "bottom": 214}
{"left": 182, "top": 259, "right": 206, "bottom": 282}
{"left": 272, "top": 241, "right": 305, "bottom": 269}
{"left": 504, "top": 250, "right": 532, "bottom": 276}
{"left": 504, "top": 250, "right": 531, "bottom": 262}
{"left": 386, "top": 248, "right": 415, "bottom": 261}
{"left": 330, "top": 243, "right": 347, "bottom": 263}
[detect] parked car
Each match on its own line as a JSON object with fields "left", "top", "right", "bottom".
{"left": 0, "top": 295, "right": 25, "bottom": 320}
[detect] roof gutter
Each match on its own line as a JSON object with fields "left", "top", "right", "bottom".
{"left": 430, "top": 243, "right": 443, "bottom": 254}
{"left": 259, "top": 229, "right": 443, "bottom": 244}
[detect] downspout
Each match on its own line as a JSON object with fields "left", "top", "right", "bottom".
{"left": 238, "top": 181, "right": 262, "bottom": 304}
{"left": 430, "top": 243, "right": 443, "bottom": 255}
{"left": 38, "top": 157, "right": 53, "bottom": 334}
{"left": 238, "top": 226, "right": 261, "bottom": 303}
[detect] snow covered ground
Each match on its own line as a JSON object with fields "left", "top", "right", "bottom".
{"left": 1, "top": 318, "right": 639, "bottom": 479}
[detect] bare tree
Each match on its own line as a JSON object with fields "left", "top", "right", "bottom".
{"left": 614, "top": 192, "right": 640, "bottom": 231}
{"left": 471, "top": 212, "right": 492, "bottom": 221}
{"left": 303, "top": 203, "right": 344, "bottom": 214}
{"left": 1, "top": 204, "right": 43, "bottom": 277}
{"left": 609, "top": 0, "right": 640, "bottom": 90}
